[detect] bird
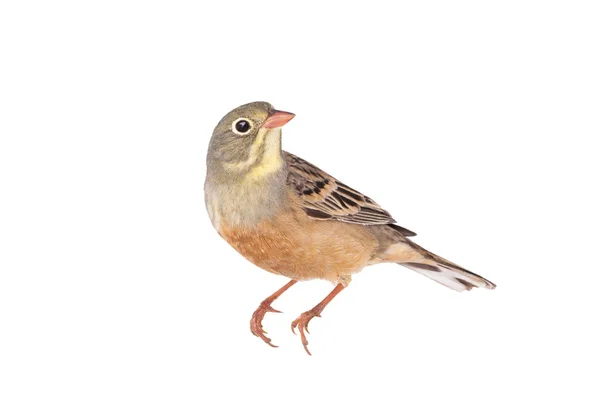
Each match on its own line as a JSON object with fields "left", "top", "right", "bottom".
{"left": 204, "top": 101, "right": 496, "bottom": 355}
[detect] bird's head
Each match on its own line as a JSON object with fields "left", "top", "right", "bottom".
{"left": 207, "top": 101, "right": 295, "bottom": 182}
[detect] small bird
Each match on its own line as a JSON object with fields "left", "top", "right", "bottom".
{"left": 204, "top": 101, "right": 496, "bottom": 355}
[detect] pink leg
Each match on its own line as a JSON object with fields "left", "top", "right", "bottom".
{"left": 250, "top": 279, "right": 297, "bottom": 347}
{"left": 291, "top": 283, "right": 345, "bottom": 355}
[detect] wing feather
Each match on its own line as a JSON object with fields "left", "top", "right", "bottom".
{"left": 285, "top": 152, "right": 416, "bottom": 236}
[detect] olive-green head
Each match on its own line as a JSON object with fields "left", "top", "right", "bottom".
{"left": 206, "top": 101, "right": 295, "bottom": 182}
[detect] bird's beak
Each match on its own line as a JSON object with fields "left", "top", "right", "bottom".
{"left": 262, "top": 110, "right": 295, "bottom": 129}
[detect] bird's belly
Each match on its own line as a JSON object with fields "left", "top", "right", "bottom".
{"left": 218, "top": 212, "right": 378, "bottom": 283}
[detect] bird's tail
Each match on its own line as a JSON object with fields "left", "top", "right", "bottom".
{"left": 398, "top": 240, "right": 496, "bottom": 292}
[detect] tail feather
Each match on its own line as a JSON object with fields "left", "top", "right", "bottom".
{"left": 400, "top": 239, "right": 496, "bottom": 292}
{"left": 381, "top": 235, "right": 496, "bottom": 292}
{"left": 403, "top": 261, "right": 496, "bottom": 292}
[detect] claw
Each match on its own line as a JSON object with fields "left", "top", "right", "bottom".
{"left": 303, "top": 344, "right": 312, "bottom": 356}
{"left": 249, "top": 280, "right": 297, "bottom": 348}
{"left": 289, "top": 283, "right": 345, "bottom": 355}
{"left": 290, "top": 310, "right": 321, "bottom": 356}
{"left": 263, "top": 303, "right": 281, "bottom": 314}
{"left": 250, "top": 301, "right": 282, "bottom": 347}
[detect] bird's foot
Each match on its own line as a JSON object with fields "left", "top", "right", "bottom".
{"left": 250, "top": 300, "right": 282, "bottom": 347}
{"left": 291, "top": 309, "right": 321, "bottom": 355}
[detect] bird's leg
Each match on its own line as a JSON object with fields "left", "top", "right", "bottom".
{"left": 291, "top": 283, "right": 345, "bottom": 355}
{"left": 250, "top": 279, "right": 297, "bottom": 347}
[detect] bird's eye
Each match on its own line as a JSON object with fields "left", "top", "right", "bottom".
{"left": 232, "top": 118, "right": 252, "bottom": 135}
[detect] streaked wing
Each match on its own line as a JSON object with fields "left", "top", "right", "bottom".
{"left": 285, "top": 152, "right": 416, "bottom": 236}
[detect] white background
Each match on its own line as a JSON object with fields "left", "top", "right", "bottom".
{"left": 1, "top": 1, "right": 599, "bottom": 399}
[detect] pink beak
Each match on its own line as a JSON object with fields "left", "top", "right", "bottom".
{"left": 262, "top": 110, "right": 295, "bottom": 129}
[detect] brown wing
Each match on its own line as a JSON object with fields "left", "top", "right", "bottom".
{"left": 285, "top": 152, "right": 416, "bottom": 236}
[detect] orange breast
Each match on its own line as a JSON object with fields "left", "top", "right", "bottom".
{"left": 218, "top": 207, "right": 378, "bottom": 282}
